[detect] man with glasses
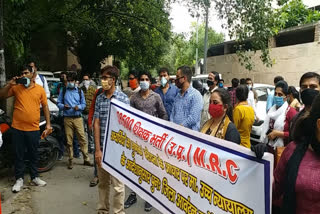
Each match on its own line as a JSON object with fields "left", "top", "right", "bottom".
{"left": 124, "top": 70, "right": 167, "bottom": 211}
{"left": 94, "top": 66, "right": 129, "bottom": 214}
{"left": 57, "top": 72, "right": 92, "bottom": 169}
{"left": 0, "top": 65, "right": 52, "bottom": 193}
{"left": 171, "top": 66, "right": 203, "bottom": 131}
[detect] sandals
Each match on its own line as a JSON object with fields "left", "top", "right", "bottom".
{"left": 89, "top": 177, "right": 99, "bottom": 187}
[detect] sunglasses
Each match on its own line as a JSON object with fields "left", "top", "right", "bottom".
{"left": 140, "top": 78, "right": 149, "bottom": 81}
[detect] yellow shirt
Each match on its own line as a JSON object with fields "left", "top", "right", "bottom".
{"left": 233, "top": 101, "right": 254, "bottom": 148}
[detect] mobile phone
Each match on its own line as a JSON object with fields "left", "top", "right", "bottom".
{"left": 16, "top": 78, "right": 27, "bottom": 85}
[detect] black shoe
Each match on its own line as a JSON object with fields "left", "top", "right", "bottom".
{"left": 124, "top": 193, "right": 137, "bottom": 209}
{"left": 144, "top": 201, "right": 153, "bottom": 212}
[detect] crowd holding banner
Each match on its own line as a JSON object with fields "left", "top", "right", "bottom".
{"left": 102, "top": 99, "right": 274, "bottom": 214}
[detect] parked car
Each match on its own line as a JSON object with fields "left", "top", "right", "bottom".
{"left": 250, "top": 83, "right": 275, "bottom": 144}
{"left": 37, "top": 71, "right": 54, "bottom": 78}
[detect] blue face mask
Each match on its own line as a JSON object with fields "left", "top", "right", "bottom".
{"left": 160, "top": 77, "right": 168, "bottom": 87}
{"left": 274, "top": 96, "right": 285, "bottom": 107}
{"left": 23, "top": 77, "right": 31, "bottom": 88}
{"left": 67, "top": 82, "right": 75, "bottom": 89}
{"left": 140, "top": 81, "right": 150, "bottom": 91}
{"left": 218, "top": 82, "right": 223, "bottom": 88}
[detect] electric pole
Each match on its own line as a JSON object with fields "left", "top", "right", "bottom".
{"left": 203, "top": 5, "right": 209, "bottom": 74}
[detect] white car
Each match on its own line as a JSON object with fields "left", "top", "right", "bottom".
{"left": 250, "top": 84, "right": 275, "bottom": 144}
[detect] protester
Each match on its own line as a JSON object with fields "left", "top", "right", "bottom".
{"left": 287, "top": 86, "right": 301, "bottom": 111}
{"left": 200, "top": 71, "right": 219, "bottom": 127}
{"left": 240, "top": 78, "right": 246, "bottom": 85}
{"left": 29, "top": 61, "right": 50, "bottom": 98}
{"left": 260, "top": 80, "right": 297, "bottom": 149}
{"left": 233, "top": 85, "right": 255, "bottom": 148}
{"left": 218, "top": 79, "right": 224, "bottom": 88}
{"left": 266, "top": 76, "right": 284, "bottom": 112}
{"left": 245, "top": 78, "right": 258, "bottom": 120}
{"left": 57, "top": 72, "right": 92, "bottom": 169}
{"left": 200, "top": 88, "right": 240, "bottom": 144}
{"left": 125, "top": 70, "right": 167, "bottom": 211}
{"left": 289, "top": 72, "right": 320, "bottom": 142}
{"left": 229, "top": 78, "right": 239, "bottom": 108}
{"left": 80, "top": 74, "right": 97, "bottom": 153}
{"left": 171, "top": 66, "right": 203, "bottom": 131}
{"left": 94, "top": 65, "right": 129, "bottom": 214}
{"left": 0, "top": 65, "right": 51, "bottom": 193}
{"left": 273, "top": 93, "right": 320, "bottom": 214}
{"left": 123, "top": 70, "right": 140, "bottom": 98}
{"left": 154, "top": 68, "right": 179, "bottom": 118}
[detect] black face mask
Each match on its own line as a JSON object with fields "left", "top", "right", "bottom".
{"left": 207, "top": 80, "right": 214, "bottom": 87}
{"left": 301, "top": 89, "right": 319, "bottom": 106}
{"left": 60, "top": 77, "right": 64, "bottom": 83}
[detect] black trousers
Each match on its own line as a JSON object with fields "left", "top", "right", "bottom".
{"left": 12, "top": 128, "right": 40, "bottom": 180}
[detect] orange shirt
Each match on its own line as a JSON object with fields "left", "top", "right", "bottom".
{"left": 8, "top": 84, "right": 47, "bottom": 131}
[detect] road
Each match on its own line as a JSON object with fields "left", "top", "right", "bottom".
{"left": 0, "top": 157, "right": 162, "bottom": 214}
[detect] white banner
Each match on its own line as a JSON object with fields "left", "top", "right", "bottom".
{"left": 102, "top": 99, "right": 274, "bottom": 214}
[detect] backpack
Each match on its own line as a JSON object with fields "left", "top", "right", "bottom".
{"left": 61, "top": 87, "right": 83, "bottom": 104}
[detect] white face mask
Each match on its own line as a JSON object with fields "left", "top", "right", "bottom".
{"left": 84, "top": 80, "right": 90, "bottom": 89}
{"left": 140, "top": 81, "right": 150, "bottom": 91}
{"left": 160, "top": 77, "right": 168, "bottom": 87}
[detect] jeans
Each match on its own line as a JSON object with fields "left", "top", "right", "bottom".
{"left": 12, "top": 128, "right": 40, "bottom": 180}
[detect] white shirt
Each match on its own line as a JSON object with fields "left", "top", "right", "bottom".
{"left": 35, "top": 74, "right": 50, "bottom": 98}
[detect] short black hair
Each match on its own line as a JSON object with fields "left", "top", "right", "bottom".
{"left": 177, "top": 66, "right": 192, "bottom": 82}
{"left": 128, "top": 69, "right": 139, "bottom": 79}
{"left": 246, "top": 78, "right": 252, "bottom": 82}
{"left": 240, "top": 78, "right": 246, "bottom": 85}
{"left": 274, "top": 76, "right": 284, "bottom": 84}
{"left": 231, "top": 78, "right": 239, "bottom": 88}
{"left": 138, "top": 70, "right": 152, "bottom": 81}
{"left": 210, "top": 71, "right": 220, "bottom": 82}
{"left": 299, "top": 72, "right": 320, "bottom": 87}
{"left": 20, "top": 65, "right": 33, "bottom": 73}
{"left": 236, "top": 85, "right": 249, "bottom": 102}
{"left": 275, "top": 80, "right": 289, "bottom": 95}
{"left": 61, "top": 71, "right": 67, "bottom": 76}
{"left": 158, "top": 67, "right": 169, "bottom": 76}
{"left": 67, "top": 72, "right": 77, "bottom": 81}
{"left": 100, "top": 65, "right": 120, "bottom": 81}
{"left": 83, "top": 73, "right": 90, "bottom": 78}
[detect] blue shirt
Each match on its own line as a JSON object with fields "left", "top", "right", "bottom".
{"left": 57, "top": 87, "right": 86, "bottom": 117}
{"left": 266, "top": 92, "right": 274, "bottom": 112}
{"left": 93, "top": 90, "right": 130, "bottom": 149}
{"left": 170, "top": 86, "right": 203, "bottom": 131}
{"left": 155, "top": 84, "right": 179, "bottom": 118}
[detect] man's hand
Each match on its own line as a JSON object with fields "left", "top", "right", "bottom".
{"left": 41, "top": 125, "right": 53, "bottom": 139}
{"left": 95, "top": 150, "right": 102, "bottom": 167}
{"left": 9, "top": 77, "right": 19, "bottom": 87}
{"left": 64, "top": 104, "right": 71, "bottom": 109}
{"left": 74, "top": 105, "right": 79, "bottom": 111}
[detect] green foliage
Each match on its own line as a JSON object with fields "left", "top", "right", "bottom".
{"left": 275, "top": 0, "right": 320, "bottom": 29}
{"left": 159, "top": 23, "right": 224, "bottom": 73}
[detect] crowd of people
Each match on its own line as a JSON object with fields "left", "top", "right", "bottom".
{"left": 1, "top": 61, "right": 320, "bottom": 214}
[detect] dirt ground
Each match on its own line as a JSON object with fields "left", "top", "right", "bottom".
{"left": 0, "top": 157, "right": 162, "bottom": 214}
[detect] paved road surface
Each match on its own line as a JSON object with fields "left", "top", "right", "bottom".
{"left": 0, "top": 157, "right": 162, "bottom": 214}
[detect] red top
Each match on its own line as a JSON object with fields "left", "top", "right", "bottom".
{"left": 273, "top": 142, "right": 320, "bottom": 213}
{"left": 283, "top": 107, "right": 297, "bottom": 145}
{"left": 88, "top": 88, "right": 104, "bottom": 128}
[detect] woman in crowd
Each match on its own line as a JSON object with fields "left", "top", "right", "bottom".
{"left": 288, "top": 86, "right": 301, "bottom": 111}
{"left": 200, "top": 88, "right": 240, "bottom": 144}
{"left": 260, "top": 80, "right": 297, "bottom": 148}
{"left": 233, "top": 85, "right": 255, "bottom": 148}
{"left": 273, "top": 94, "right": 320, "bottom": 213}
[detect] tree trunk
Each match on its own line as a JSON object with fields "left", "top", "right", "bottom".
{"left": 0, "top": 0, "right": 6, "bottom": 87}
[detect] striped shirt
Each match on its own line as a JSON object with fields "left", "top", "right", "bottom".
{"left": 93, "top": 90, "right": 130, "bottom": 149}
{"left": 170, "top": 86, "right": 203, "bottom": 131}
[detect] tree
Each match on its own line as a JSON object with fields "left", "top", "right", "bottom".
{"left": 159, "top": 23, "right": 224, "bottom": 72}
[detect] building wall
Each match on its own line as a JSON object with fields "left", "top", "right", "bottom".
{"left": 207, "top": 41, "right": 320, "bottom": 86}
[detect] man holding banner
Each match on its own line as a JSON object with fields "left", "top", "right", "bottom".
{"left": 93, "top": 65, "right": 130, "bottom": 214}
